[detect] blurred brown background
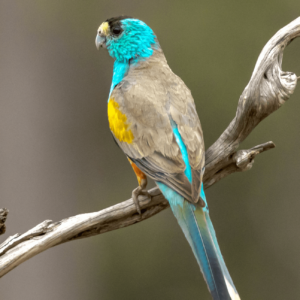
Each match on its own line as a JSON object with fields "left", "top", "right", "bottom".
{"left": 1, "top": 1, "right": 300, "bottom": 299}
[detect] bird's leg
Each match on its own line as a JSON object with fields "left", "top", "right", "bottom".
{"left": 128, "top": 158, "right": 151, "bottom": 215}
{"left": 132, "top": 178, "right": 151, "bottom": 215}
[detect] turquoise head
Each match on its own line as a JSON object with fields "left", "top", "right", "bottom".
{"left": 95, "top": 16, "right": 159, "bottom": 62}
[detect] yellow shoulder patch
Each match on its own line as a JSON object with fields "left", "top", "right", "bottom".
{"left": 108, "top": 99, "right": 134, "bottom": 144}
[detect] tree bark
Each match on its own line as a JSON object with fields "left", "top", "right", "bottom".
{"left": 0, "top": 17, "right": 299, "bottom": 278}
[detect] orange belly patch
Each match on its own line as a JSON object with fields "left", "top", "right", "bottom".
{"left": 108, "top": 98, "right": 134, "bottom": 143}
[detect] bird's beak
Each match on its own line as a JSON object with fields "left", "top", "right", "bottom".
{"left": 95, "top": 34, "right": 107, "bottom": 50}
{"left": 96, "top": 22, "right": 109, "bottom": 50}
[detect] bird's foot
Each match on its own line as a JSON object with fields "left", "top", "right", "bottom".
{"left": 132, "top": 186, "right": 152, "bottom": 215}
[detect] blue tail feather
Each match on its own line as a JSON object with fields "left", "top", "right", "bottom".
{"left": 204, "top": 211, "right": 238, "bottom": 296}
{"left": 157, "top": 182, "right": 240, "bottom": 300}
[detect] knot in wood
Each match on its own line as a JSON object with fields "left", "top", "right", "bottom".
{"left": 233, "top": 149, "right": 260, "bottom": 171}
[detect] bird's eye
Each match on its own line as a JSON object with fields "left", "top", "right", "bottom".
{"left": 112, "top": 27, "right": 122, "bottom": 35}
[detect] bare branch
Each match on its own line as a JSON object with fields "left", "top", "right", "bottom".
{"left": 204, "top": 141, "right": 275, "bottom": 187}
{"left": 0, "top": 188, "right": 167, "bottom": 277}
{"left": 1, "top": 17, "right": 299, "bottom": 278}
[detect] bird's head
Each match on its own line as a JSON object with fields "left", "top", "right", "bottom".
{"left": 95, "top": 16, "right": 159, "bottom": 62}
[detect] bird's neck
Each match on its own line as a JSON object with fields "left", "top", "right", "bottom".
{"left": 109, "top": 47, "right": 164, "bottom": 99}
{"left": 109, "top": 60, "right": 130, "bottom": 97}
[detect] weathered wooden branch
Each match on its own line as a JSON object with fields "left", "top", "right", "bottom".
{"left": 0, "top": 17, "right": 299, "bottom": 278}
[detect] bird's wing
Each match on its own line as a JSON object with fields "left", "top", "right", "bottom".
{"left": 109, "top": 54, "right": 204, "bottom": 202}
{"left": 165, "top": 69, "right": 205, "bottom": 202}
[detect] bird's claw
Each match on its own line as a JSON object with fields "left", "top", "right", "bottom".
{"left": 132, "top": 186, "right": 152, "bottom": 215}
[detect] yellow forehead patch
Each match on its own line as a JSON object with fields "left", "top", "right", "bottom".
{"left": 99, "top": 22, "right": 110, "bottom": 35}
{"left": 108, "top": 99, "right": 134, "bottom": 144}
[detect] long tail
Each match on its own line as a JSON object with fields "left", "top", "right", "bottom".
{"left": 157, "top": 182, "right": 240, "bottom": 300}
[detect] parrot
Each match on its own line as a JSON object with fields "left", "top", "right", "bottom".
{"left": 95, "top": 16, "right": 241, "bottom": 300}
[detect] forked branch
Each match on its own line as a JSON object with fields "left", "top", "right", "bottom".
{"left": 0, "top": 17, "right": 299, "bottom": 278}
